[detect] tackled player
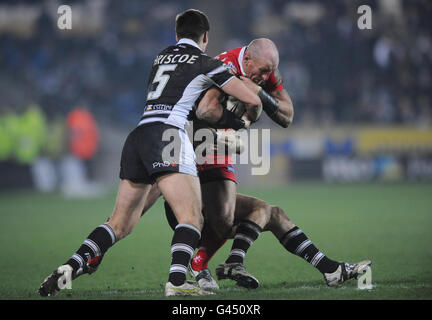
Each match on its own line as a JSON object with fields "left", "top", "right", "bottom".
{"left": 178, "top": 38, "right": 371, "bottom": 290}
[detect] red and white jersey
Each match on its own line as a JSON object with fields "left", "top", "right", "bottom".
{"left": 216, "top": 47, "right": 284, "bottom": 93}
{"left": 196, "top": 47, "right": 285, "bottom": 171}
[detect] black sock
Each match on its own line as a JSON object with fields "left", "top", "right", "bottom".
{"left": 280, "top": 226, "right": 339, "bottom": 274}
{"left": 66, "top": 223, "right": 116, "bottom": 275}
{"left": 168, "top": 223, "right": 201, "bottom": 286}
{"left": 225, "top": 221, "right": 262, "bottom": 264}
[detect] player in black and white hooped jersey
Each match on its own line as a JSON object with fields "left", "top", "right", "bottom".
{"left": 140, "top": 38, "right": 235, "bottom": 130}
{"left": 38, "top": 9, "right": 262, "bottom": 298}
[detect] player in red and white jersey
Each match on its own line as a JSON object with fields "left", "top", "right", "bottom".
{"left": 196, "top": 39, "right": 293, "bottom": 180}
{"left": 195, "top": 38, "right": 294, "bottom": 243}
{"left": 184, "top": 41, "right": 292, "bottom": 281}
{"left": 188, "top": 39, "right": 369, "bottom": 290}
{"left": 191, "top": 39, "right": 294, "bottom": 279}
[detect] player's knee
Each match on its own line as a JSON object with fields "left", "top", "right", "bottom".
{"left": 271, "top": 206, "right": 284, "bottom": 220}
{"left": 247, "top": 199, "right": 271, "bottom": 227}
{"left": 271, "top": 206, "right": 294, "bottom": 227}
{"left": 257, "top": 200, "right": 272, "bottom": 218}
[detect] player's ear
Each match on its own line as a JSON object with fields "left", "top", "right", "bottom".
{"left": 202, "top": 31, "right": 208, "bottom": 45}
{"left": 243, "top": 52, "right": 250, "bottom": 66}
{"left": 176, "top": 34, "right": 179, "bottom": 42}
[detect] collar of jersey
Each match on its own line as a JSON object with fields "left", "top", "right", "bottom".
{"left": 238, "top": 46, "right": 247, "bottom": 76}
{"left": 176, "top": 38, "right": 202, "bottom": 52}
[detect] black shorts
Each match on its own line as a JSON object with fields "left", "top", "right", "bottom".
{"left": 119, "top": 122, "right": 196, "bottom": 184}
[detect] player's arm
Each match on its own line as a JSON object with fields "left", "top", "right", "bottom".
{"left": 240, "top": 76, "right": 294, "bottom": 128}
{"left": 220, "top": 76, "right": 262, "bottom": 125}
{"left": 196, "top": 88, "right": 247, "bottom": 130}
{"left": 195, "top": 88, "right": 223, "bottom": 124}
{"left": 196, "top": 78, "right": 263, "bottom": 129}
{"left": 265, "top": 88, "right": 294, "bottom": 128}
{"left": 202, "top": 57, "right": 262, "bottom": 126}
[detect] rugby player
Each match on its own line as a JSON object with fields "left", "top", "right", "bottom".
{"left": 183, "top": 38, "right": 371, "bottom": 290}
{"left": 38, "top": 9, "right": 262, "bottom": 297}
{"left": 188, "top": 38, "right": 292, "bottom": 287}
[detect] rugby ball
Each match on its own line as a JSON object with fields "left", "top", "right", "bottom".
{"left": 225, "top": 95, "right": 246, "bottom": 119}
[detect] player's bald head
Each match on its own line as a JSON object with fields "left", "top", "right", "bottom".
{"left": 246, "top": 38, "right": 279, "bottom": 69}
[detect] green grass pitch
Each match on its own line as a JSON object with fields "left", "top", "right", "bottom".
{"left": 0, "top": 182, "right": 431, "bottom": 300}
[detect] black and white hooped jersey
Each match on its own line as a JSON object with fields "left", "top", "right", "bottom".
{"left": 139, "top": 38, "right": 235, "bottom": 130}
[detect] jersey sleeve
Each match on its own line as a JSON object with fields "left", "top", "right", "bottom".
{"left": 201, "top": 55, "right": 235, "bottom": 88}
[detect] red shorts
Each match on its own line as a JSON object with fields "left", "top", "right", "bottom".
{"left": 197, "top": 164, "right": 237, "bottom": 184}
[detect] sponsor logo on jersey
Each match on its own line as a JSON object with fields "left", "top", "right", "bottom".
{"left": 226, "top": 62, "right": 238, "bottom": 75}
{"left": 144, "top": 104, "right": 173, "bottom": 112}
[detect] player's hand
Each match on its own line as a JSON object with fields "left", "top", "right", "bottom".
{"left": 240, "top": 76, "right": 261, "bottom": 94}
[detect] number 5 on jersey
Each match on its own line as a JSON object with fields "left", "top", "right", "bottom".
{"left": 147, "top": 64, "right": 178, "bottom": 100}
